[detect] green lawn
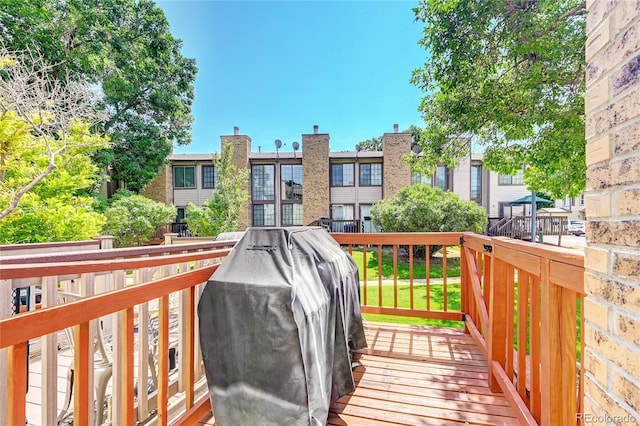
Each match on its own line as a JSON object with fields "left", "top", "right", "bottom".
{"left": 359, "top": 283, "right": 463, "bottom": 328}
{"left": 356, "top": 280, "right": 582, "bottom": 359}
{"left": 347, "top": 247, "right": 461, "bottom": 280}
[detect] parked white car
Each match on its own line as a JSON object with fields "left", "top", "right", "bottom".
{"left": 567, "top": 219, "right": 585, "bottom": 236}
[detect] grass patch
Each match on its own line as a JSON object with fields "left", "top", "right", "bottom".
{"left": 348, "top": 247, "right": 460, "bottom": 280}
{"left": 358, "top": 281, "right": 582, "bottom": 358}
{"left": 360, "top": 283, "right": 463, "bottom": 328}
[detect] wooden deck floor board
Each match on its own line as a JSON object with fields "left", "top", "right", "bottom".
{"left": 199, "top": 322, "right": 519, "bottom": 425}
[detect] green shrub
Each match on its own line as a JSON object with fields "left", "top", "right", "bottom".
{"left": 102, "top": 192, "right": 176, "bottom": 247}
{"left": 371, "top": 184, "right": 488, "bottom": 256}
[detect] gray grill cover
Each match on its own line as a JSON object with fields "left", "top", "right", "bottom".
{"left": 198, "top": 227, "right": 366, "bottom": 425}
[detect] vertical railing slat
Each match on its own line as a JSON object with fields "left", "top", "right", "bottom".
{"left": 158, "top": 295, "right": 170, "bottom": 426}
{"left": 121, "top": 307, "right": 135, "bottom": 426}
{"left": 81, "top": 273, "right": 96, "bottom": 426}
{"left": 7, "top": 342, "right": 27, "bottom": 426}
{"left": 377, "top": 245, "right": 382, "bottom": 306}
{"left": 392, "top": 245, "right": 398, "bottom": 308}
{"left": 362, "top": 245, "right": 368, "bottom": 306}
{"left": 178, "top": 256, "right": 189, "bottom": 393}
{"left": 460, "top": 244, "right": 469, "bottom": 330}
{"left": 561, "top": 289, "right": 578, "bottom": 425}
{"left": 505, "top": 266, "right": 515, "bottom": 381}
{"left": 483, "top": 251, "right": 492, "bottom": 317}
{"left": 137, "top": 266, "right": 151, "bottom": 421}
{"left": 73, "top": 322, "right": 91, "bottom": 426}
{"left": 489, "top": 255, "right": 509, "bottom": 392}
{"left": 540, "top": 257, "right": 561, "bottom": 426}
{"left": 0, "top": 279, "right": 11, "bottom": 426}
{"left": 425, "top": 247, "right": 431, "bottom": 311}
{"left": 443, "top": 245, "right": 448, "bottom": 311}
{"left": 41, "top": 275, "right": 58, "bottom": 425}
{"left": 184, "top": 286, "right": 196, "bottom": 409}
{"left": 111, "top": 268, "right": 126, "bottom": 423}
{"left": 517, "top": 271, "right": 529, "bottom": 403}
{"left": 409, "top": 244, "right": 414, "bottom": 310}
{"left": 531, "top": 275, "right": 541, "bottom": 423}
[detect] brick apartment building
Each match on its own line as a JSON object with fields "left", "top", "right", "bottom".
{"left": 142, "top": 124, "right": 540, "bottom": 231}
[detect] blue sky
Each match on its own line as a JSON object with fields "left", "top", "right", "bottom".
{"left": 157, "top": 0, "right": 426, "bottom": 154}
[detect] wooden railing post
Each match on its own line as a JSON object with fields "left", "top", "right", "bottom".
{"left": 164, "top": 233, "right": 178, "bottom": 246}
{"left": 460, "top": 237, "right": 469, "bottom": 331}
{"left": 540, "top": 257, "right": 577, "bottom": 426}
{"left": 94, "top": 235, "right": 115, "bottom": 250}
{"left": 488, "top": 255, "right": 509, "bottom": 392}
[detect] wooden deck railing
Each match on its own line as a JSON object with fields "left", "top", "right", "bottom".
{"left": 461, "top": 233, "right": 585, "bottom": 425}
{"left": 333, "top": 232, "right": 585, "bottom": 426}
{"left": 333, "top": 232, "right": 464, "bottom": 322}
{"left": 0, "top": 238, "right": 237, "bottom": 426}
{"left": 1, "top": 231, "right": 584, "bottom": 425}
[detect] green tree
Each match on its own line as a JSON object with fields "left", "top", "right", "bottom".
{"left": 0, "top": 49, "right": 108, "bottom": 243}
{"left": 185, "top": 143, "right": 249, "bottom": 237}
{"left": 0, "top": 114, "right": 108, "bottom": 243}
{"left": 101, "top": 190, "right": 176, "bottom": 247}
{"left": 0, "top": 47, "right": 107, "bottom": 220}
{"left": 0, "top": 0, "right": 197, "bottom": 192}
{"left": 358, "top": 125, "right": 424, "bottom": 152}
{"left": 371, "top": 184, "right": 487, "bottom": 256}
{"left": 357, "top": 136, "right": 383, "bottom": 151}
{"left": 411, "top": 0, "right": 586, "bottom": 198}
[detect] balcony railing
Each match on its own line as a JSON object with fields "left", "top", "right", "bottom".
{"left": 332, "top": 232, "right": 584, "bottom": 425}
{"left": 0, "top": 231, "right": 584, "bottom": 425}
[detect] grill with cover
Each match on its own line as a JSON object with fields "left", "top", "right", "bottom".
{"left": 198, "top": 227, "right": 367, "bottom": 426}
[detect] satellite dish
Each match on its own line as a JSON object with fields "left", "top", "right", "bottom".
{"left": 355, "top": 144, "right": 361, "bottom": 152}
{"left": 412, "top": 144, "right": 423, "bottom": 154}
{"left": 275, "top": 139, "right": 282, "bottom": 149}
{"left": 292, "top": 141, "right": 300, "bottom": 151}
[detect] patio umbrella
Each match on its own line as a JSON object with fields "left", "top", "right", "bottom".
{"left": 510, "top": 194, "right": 554, "bottom": 205}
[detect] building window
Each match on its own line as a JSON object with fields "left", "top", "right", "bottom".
{"left": 411, "top": 165, "right": 450, "bottom": 190}
{"left": 359, "top": 163, "right": 382, "bottom": 186}
{"left": 174, "top": 166, "right": 195, "bottom": 188}
{"left": 281, "top": 164, "right": 303, "bottom": 200}
{"left": 252, "top": 165, "right": 275, "bottom": 200}
{"left": 252, "top": 203, "right": 275, "bottom": 226}
{"left": 330, "top": 204, "right": 355, "bottom": 232}
{"left": 331, "top": 163, "right": 355, "bottom": 187}
{"left": 470, "top": 164, "right": 482, "bottom": 204}
{"left": 282, "top": 204, "right": 303, "bottom": 226}
{"left": 202, "top": 165, "right": 217, "bottom": 189}
{"left": 176, "top": 207, "right": 185, "bottom": 223}
{"left": 579, "top": 194, "right": 585, "bottom": 206}
{"left": 411, "top": 173, "right": 430, "bottom": 185}
{"left": 434, "top": 166, "right": 448, "bottom": 190}
{"left": 498, "top": 170, "right": 524, "bottom": 185}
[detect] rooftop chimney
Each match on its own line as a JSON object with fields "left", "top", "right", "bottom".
{"left": 313, "top": 125, "right": 319, "bottom": 134}
{"left": 233, "top": 126, "right": 239, "bottom": 135}
{"left": 393, "top": 123, "right": 399, "bottom": 133}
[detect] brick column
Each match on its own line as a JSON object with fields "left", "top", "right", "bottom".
{"left": 382, "top": 125, "right": 411, "bottom": 198}
{"left": 302, "top": 126, "right": 330, "bottom": 225}
{"left": 221, "top": 128, "right": 252, "bottom": 230}
{"left": 584, "top": 1, "right": 640, "bottom": 422}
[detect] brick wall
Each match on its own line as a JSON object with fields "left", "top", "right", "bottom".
{"left": 302, "top": 132, "right": 330, "bottom": 224}
{"left": 382, "top": 130, "right": 411, "bottom": 198}
{"left": 584, "top": 1, "right": 640, "bottom": 423}
{"left": 222, "top": 134, "right": 252, "bottom": 230}
{"left": 140, "top": 165, "right": 172, "bottom": 205}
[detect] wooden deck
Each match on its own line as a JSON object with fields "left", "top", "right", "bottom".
{"left": 197, "top": 322, "right": 518, "bottom": 425}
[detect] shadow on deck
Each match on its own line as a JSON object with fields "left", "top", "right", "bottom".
{"left": 197, "top": 322, "right": 518, "bottom": 425}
